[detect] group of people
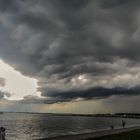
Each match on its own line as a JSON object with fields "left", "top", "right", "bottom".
{"left": 110, "top": 120, "right": 126, "bottom": 130}
{"left": 0, "top": 127, "right": 6, "bottom": 140}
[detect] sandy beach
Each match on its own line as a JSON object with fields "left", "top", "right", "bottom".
{"left": 36, "top": 126, "right": 140, "bottom": 140}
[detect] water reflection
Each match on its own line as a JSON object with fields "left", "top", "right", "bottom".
{"left": 0, "top": 113, "right": 139, "bottom": 140}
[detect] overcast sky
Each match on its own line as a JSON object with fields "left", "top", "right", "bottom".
{"left": 0, "top": 0, "right": 140, "bottom": 113}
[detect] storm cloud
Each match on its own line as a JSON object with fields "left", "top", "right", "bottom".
{"left": 0, "top": 0, "right": 140, "bottom": 105}
{"left": 40, "top": 86, "right": 140, "bottom": 103}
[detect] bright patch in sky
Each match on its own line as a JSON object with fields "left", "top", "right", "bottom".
{"left": 0, "top": 59, "right": 40, "bottom": 100}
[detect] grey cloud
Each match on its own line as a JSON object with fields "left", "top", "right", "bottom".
{"left": 4, "top": 92, "right": 11, "bottom": 97}
{"left": 20, "top": 86, "right": 140, "bottom": 104}
{"left": 22, "top": 95, "right": 59, "bottom": 104}
{"left": 1, "top": 0, "right": 140, "bottom": 104}
{"left": 0, "top": 0, "right": 19, "bottom": 12}
{"left": 0, "top": 91, "right": 6, "bottom": 99}
{"left": 41, "top": 86, "right": 140, "bottom": 102}
{"left": 98, "top": 0, "right": 131, "bottom": 8}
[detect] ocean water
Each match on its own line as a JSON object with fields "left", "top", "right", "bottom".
{"left": 0, "top": 113, "right": 140, "bottom": 140}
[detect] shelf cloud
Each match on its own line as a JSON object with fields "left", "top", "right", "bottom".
{"left": 0, "top": 0, "right": 140, "bottom": 112}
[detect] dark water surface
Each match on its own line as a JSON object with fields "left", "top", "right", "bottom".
{"left": 0, "top": 113, "right": 140, "bottom": 140}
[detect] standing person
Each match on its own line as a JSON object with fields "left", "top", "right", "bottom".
{"left": 110, "top": 125, "right": 114, "bottom": 130}
{"left": 0, "top": 127, "right": 6, "bottom": 140}
{"left": 0, "top": 127, "right": 2, "bottom": 140}
{"left": 122, "top": 120, "right": 126, "bottom": 128}
{"left": 1, "top": 127, "right": 6, "bottom": 140}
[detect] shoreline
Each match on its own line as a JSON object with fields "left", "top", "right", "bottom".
{"left": 36, "top": 126, "right": 140, "bottom": 140}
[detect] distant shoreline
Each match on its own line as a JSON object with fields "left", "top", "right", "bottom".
{"left": 3, "top": 112, "right": 140, "bottom": 119}
{"left": 35, "top": 126, "right": 140, "bottom": 140}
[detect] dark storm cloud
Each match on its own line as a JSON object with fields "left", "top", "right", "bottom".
{"left": 1, "top": 0, "right": 140, "bottom": 103}
{"left": 21, "top": 86, "right": 140, "bottom": 104}
{"left": 0, "top": 0, "right": 18, "bottom": 12}
{"left": 98, "top": 0, "right": 131, "bottom": 8}
{"left": 22, "top": 95, "right": 67, "bottom": 104}
{"left": 42, "top": 86, "right": 140, "bottom": 102}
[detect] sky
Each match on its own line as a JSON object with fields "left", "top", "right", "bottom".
{"left": 1, "top": 0, "right": 140, "bottom": 113}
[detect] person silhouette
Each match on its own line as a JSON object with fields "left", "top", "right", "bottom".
{"left": 0, "top": 127, "right": 2, "bottom": 140}
{"left": 110, "top": 125, "right": 114, "bottom": 130}
{"left": 122, "top": 120, "right": 126, "bottom": 128}
{"left": 2, "top": 127, "right": 5, "bottom": 140}
{"left": 0, "top": 127, "right": 6, "bottom": 140}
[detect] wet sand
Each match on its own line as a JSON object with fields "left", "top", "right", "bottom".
{"left": 35, "top": 126, "right": 140, "bottom": 140}
{"left": 36, "top": 126, "right": 140, "bottom": 140}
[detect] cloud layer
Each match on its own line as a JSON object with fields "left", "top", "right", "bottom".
{"left": 0, "top": 0, "right": 140, "bottom": 106}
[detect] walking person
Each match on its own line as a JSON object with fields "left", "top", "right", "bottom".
{"left": 122, "top": 120, "right": 126, "bottom": 128}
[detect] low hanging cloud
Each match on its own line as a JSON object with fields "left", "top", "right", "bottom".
{"left": 41, "top": 86, "right": 140, "bottom": 103}
{"left": 1, "top": 0, "right": 140, "bottom": 104}
{"left": 0, "top": 91, "right": 10, "bottom": 99}
{"left": 0, "top": 91, "right": 4, "bottom": 99}
{"left": 4, "top": 92, "right": 11, "bottom": 98}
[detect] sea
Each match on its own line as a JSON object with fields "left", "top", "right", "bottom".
{"left": 0, "top": 113, "right": 140, "bottom": 140}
